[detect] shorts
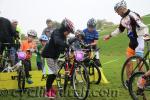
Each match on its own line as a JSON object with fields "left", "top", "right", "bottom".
{"left": 135, "top": 36, "right": 144, "bottom": 57}
{"left": 126, "top": 47, "right": 135, "bottom": 58}
{"left": 126, "top": 36, "right": 144, "bottom": 58}
{"left": 43, "top": 58, "right": 59, "bottom": 75}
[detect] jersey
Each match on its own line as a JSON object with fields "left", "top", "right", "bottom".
{"left": 83, "top": 28, "right": 99, "bottom": 44}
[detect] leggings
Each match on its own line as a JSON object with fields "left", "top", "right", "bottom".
{"left": 46, "top": 74, "right": 56, "bottom": 92}
{"left": 23, "top": 59, "right": 31, "bottom": 78}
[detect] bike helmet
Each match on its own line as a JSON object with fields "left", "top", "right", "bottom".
{"left": 75, "top": 29, "right": 85, "bottom": 38}
{"left": 61, "top": 18, "right": 75, "bottom": 33}
{"left": 87, "top": 18, "right": 96, "bottom": 28}
{"left": 114, "top": 0, "right": 127, "bottom": 11}
{"left": 39, "top": 34, "right": 49, "bottom": 41}
{"left": 27, "top": 29, "right": 37, "bottom": 37}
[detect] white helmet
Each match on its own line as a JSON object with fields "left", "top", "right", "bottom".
{"left": 27, "top": 29, "right": 37, "bottom": 37}
{"left": 114, "top": 0, "right": 127, "bottom": 11}
{"left": 39, "top": 34, "right": 48, "bottom": 41}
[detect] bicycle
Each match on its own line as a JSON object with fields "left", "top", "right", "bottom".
{"left": 59, "top": 47, "right": 90, "bottom": 100}
{"left": 42, "top": 47, "right": 90, "bottom": 100}
{"left": 82, "top": 46, "right": 101, "bottom": 84}
{"left": 1, "top": 50, "right": 27, "bottom": 92}
{"left": 121, "top": 38, "right": 150, "bottom": 89}
{"left": 0, "top": 43, "right": 15, "bottom": 72}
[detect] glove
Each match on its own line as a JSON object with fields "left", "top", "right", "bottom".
{"left": 30, "top": 48, "right": 35, "bottom": 53}
{"left": 26, "top": 48, "right": 35, "bottom": 53}
{"left": 143, "top": 34, "right": 150, "bottom": 41}
{"left": 85, "top": 44, "right": 91, "bottom": 48}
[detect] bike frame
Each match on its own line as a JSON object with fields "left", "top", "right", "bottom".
{"left": 132, "top": 40, "right": 150, "bottom": 73}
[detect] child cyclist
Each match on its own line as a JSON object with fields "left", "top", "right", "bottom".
{"left": 103, "top": 0, "right": 149, "bottom": 84}
{"left": 20, "top": 29, "right": 37, "bottom": 84}
{"left": 41, "top": 18, "right": 74, "bottom": 98}
{"left": 67, "top": 30, "right": 85, "bottom": 65}
{"left": 68, "top": 29, "right": 85, "bottom": 50}
{"left": 36, "top": 35, "right": 48, "bottom": 70}
{"left": 83, "top": 18, "right": 101, "bottom": 66}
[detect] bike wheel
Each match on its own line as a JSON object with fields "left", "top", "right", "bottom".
{"left": 56, "top": 61, "right": 66, "bottom": 97}
{"left": 88, "top": 63, "right": 101, "bottom": 84}
{"left": 121, "top": 56, "right": 147, "bottom": 89}
{"left": 72, "top": 62, "right": 90, "bottom": 100}
{"left": 128, "top": 72, "right": 150, "bottom": 100}
{"left": 18, "top": 68, "right": 25, "bottom": 92}
{"left": 63, "top": 74, "right": 69, "bottom": 95}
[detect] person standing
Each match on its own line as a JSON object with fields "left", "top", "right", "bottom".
{"left": 42, "top": 19, "right": 54, "bottom": 39}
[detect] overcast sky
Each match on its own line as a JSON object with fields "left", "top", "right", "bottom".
{"left": 0, "top": 0, "right": 150, "bottom": 36}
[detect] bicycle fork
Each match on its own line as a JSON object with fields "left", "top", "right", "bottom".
{"left": 56, "top": 74, "right": 63, "bottom": 96}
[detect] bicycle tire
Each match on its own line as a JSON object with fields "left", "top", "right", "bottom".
{"left": 88, "top": 63, "right": 101, "bottom": 84}
{"left": 128, "top": 72, "right": 145, "bottom": 100}
{"left": 18, "top": 68, "right": 25, "bottom": 92}
{"left": 63, "top": 74, "right": 69, "bottom": 95}
{"left": 72, "top": 62, "right": 90, "bottom": 100}
{"left": 121, "top": 56, "right": 147, "bottom": 89}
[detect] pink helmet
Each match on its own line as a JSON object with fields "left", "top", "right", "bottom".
{"left": 74, "top": 51, "right": 84, "bottom": 61}
{"left": 61, "top": 18, "right": 75, "bottom": 33}
{"left": 17, "top": 52, "right": 26, "bottom": 60}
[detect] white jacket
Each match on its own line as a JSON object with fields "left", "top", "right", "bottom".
{"left": 111, "top": 10, "right": 149, "bottom": 37}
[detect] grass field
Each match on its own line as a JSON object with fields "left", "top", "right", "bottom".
{"left": 1, "top": 14, "right": 150, "bottom": 100}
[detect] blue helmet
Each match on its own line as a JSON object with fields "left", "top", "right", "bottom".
{"left": 87, "top": 18, "right": 96, "bottom": 28}
{"left": 39, "top": 35, "right": 48, "bottom": 41}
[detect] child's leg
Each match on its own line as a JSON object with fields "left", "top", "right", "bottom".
{"left": 37, "top": 62, "right": 42, "bottom": 70}
{"left": 24, "top": 60, "right": 30, "bottom": 78}
{"left": 28, "top": 60, "right": 32, "bottom": 71}
{"left": 23, "top": 59, "right": 33, "bottom": 83}
{"left": 46, "top": 74, "right": 56, "bottom": 92}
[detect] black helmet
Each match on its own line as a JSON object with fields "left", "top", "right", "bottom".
{"left": 75, "top": 29, "right": 85, "bottom": 38}
{"left": 61, "top": 18, "right": 75, "bottom": 33}
{"left": 87, "top": 18, "right": 96, "bottom": 28}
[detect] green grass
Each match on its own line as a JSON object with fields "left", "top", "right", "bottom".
{"left": 1, "top": 14, "right": 150, "bottom": 100}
